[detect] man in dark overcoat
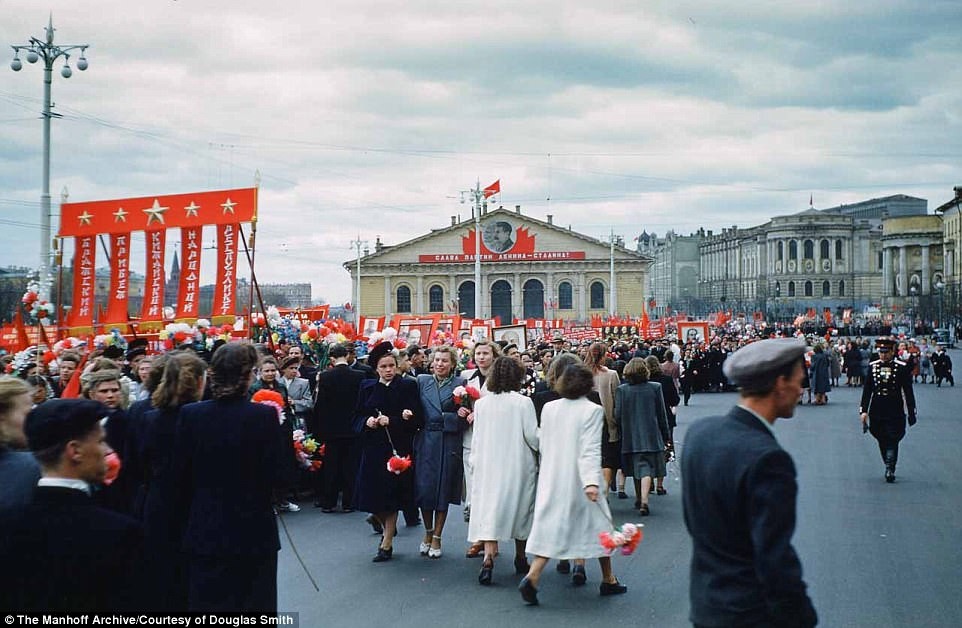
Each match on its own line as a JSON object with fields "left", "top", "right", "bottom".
{"left": 860, "top": 336, "right": 917, "bottom": 482}
{"left": 682, "top": 338, "right": 817, "bottom": 628}
{"left": 0, "top": 399, "right": 144, "bottom": 612}
{"left": 313, "top": 343, "right": 367, "bottom": 511}
{"left": 930, "top": 345, "right": 954, "bottom": 387}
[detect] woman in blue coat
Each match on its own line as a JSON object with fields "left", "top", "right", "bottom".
{"left": 413, "top": 346, "right": 467, "bottom": 559}
{"left": 809, "top": 343, "right": 832, "bottom": 405}
{"left": 354, "top": 341, "right": 423, "bottom": 562}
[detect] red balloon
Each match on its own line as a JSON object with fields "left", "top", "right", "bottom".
{"left": 394, "top": 339, "right": 407, "bottom": 349}
{"left": 307, "top": 328, "right": 319, "bottom": 339}
{"left": 301, "top": 324, "right": 309, "bottom": 333}
{"left": 318, "top": 327, "right": 331, "bottom": 337}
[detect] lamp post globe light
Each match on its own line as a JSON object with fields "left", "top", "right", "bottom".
{"left": 10, "top": 15, "right": 89, "bottom": 300}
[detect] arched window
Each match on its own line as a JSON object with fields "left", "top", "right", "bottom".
{"left": 523, "top": 279, "right": 545, "bottom": 319}
{"left": 558, "top": 281, "right": 573, "bottom": 310}
{"left": 590, "top": 281, "right": 605, "bottom": 309}
{"left": 822, "top": 280, "right": 830, "bottom": 297}
{"left": 820, "top": 239, "right": 830, "bottom": 259}
{"left": 789, "top": 241, "right": 798, "bottom": 260}
{"left": 775, "top": 281, "right": 781, "bottom": 297}
{"left": 458, "top": 281, "right": 475, "bottom": 318}
{"left": 838, "top": 280, "right": 845, "bottom": 297}
{"left": 835, "top": 240, "right": 843, "bottom": 260}
{"left": 396, "top": 285, "right": 411, "bottom": 313}
{"left": 777, "top": 241, "right": 784, "bottom": 261}
{"left": 788, "top": 281, "right": 796, "bottom": 297}
{"left": 804, "top": 240, "right": 814, "bottom": 259}
{"left": 428, "top": 285, "right": 444, "bottom": 312}
{"left": 804, "top": 281, "right": 813, "bottom": 297}
{"left": 490, "top": 280, "right": 512, "bottom": 324}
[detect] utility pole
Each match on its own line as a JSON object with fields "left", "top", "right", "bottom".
{"left": 459, "top": 182, "right": 485, "bottom": 319}
{"left": 10, "top": 15, "right": 90, "bottom": 300}
{"left": 609, "top": 229, "right": 618, "bottom": 316}
{"left": 350, "top": 236, "right": 368, "bottom": 322}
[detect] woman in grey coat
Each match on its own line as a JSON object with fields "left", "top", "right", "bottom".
{"left": 809, "top": 344, "right": 832, "bottom": 405}
{"left": 413, "top": 346, "right": 468, "bottom": 558}
{"left": 614, "top": 358, "right": 669, "bottom": 516}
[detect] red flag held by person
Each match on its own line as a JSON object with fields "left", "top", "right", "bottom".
{"left": 60, "top": 352, "right": 89, "bottom": 399}
{"left": 13, "top": 309, "right": 29, "bottom": 352}
{"left": 483, "top": 179, "right": 500, "bottom": 199}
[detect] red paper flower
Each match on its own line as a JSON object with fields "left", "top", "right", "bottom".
{"left": 598, "top": 522, "right": 643, "bottom": 556}
{"left": 103, "top": 451, "right": 122, "bottom": 486}
{"left": 173, "top": 331, "right": 188, "bottom": 343}
{"left": 387, "top": 454, "right": 412, "bottom": 475}
{"left": 252, "top": 389, "right": 286, "bottom": 424}
{"left": 307, "top": 328, "right": 319, "bottom": 339}
{"left": 21, "top": 291, "right": 38, "bottom": 305}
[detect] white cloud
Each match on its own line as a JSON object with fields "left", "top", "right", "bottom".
{"left": 1, "top": 0, "right": 959, "bottom": 305}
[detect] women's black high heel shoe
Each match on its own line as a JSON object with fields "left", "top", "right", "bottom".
{"left": 479, "top": 558, "right": 494, "bottom": 585}
{"left": 373, "top": 546, "right": 393, "bottom": 562}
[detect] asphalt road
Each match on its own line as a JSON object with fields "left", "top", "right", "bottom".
{"left": 276, "top": 366, "right": 962, "bottom": 627}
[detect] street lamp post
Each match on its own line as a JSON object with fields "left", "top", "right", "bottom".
{"left": 350, "top": 236, "right": 368, "bottom": 322}
{"left": 10, "top": 15, "right": 89, "bottom": 300}
{"left": 936, "top": 281, "right": 945, "bottom": 329}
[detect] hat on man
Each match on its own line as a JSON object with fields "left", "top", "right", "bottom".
{"left": 102, "top": 345, "right": 125, "bottom": 360}
{"left": 25, "top": 399, "right": 109, "bottom": 452}
{"left": 722, "top": 338, "right": 807, "bottom": 389}
{"left": 552, "top": 333, "right": 564, "bottom": 343}
{"left": 874, "top": 336, "right": 896, "bottom": 350}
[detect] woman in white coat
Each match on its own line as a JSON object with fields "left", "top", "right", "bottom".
{"left": 519, "top": 363, "right": 628, "bottom": 605}
{"left": 467, "top": 356, "right": 539, "bottom": 586}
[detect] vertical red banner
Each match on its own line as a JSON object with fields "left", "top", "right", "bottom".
{"left": 176, "top": 226, "right": 203, "bottom": 321}
{"left": 211, "top": 223, "right": 239, "bottom": 324}
{"left": 140, "top": 229, "right": 167, "bottom": 329}
{"left": 103, "top": 233, "right": 132, "bottom": 326}
{"left": 67, "top": 235, "right": 96, "bottom": 331}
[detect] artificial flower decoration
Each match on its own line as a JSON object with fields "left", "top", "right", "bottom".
{"left": 387, "top": 454, "right": 413, "bottom": 475}
{"left": 252, "top": 389, "right": 286, "bottom": 424}
{"left": 292, "top": 429, "right": 326, "bottom": 472}
{"left": 453, "top": 385, "right": 482, "bottom": 409}
{"left": 103, "top": 451, "right": 122, "bottom": 486}
{"left": 599, "top": 522, "right": 643, "bottom": 556}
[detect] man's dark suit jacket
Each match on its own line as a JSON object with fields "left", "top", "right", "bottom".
{"left": 351, "top": 360, "right": 377, "bottom": 380}
{"left": 173, "top": 397, "right": 286, "bottom": 556}
{"left": 314, "top": 364, "right": 367, "bottom": 439}
{"left": 682, "top": 407, "right": 816, "bottom": 628}
{"left": 0, "top": 486, "right": 144, "bottom": 612}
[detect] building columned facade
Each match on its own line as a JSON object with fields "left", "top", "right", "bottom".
{"left": 345, "top": 207, "right": 652, "bottom": 322}
{"left": 641, "top": 230, "right": 702, "bottom": 317}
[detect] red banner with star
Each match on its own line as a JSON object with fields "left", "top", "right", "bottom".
{"left": 66, "top": 235, "right": 96, "bottom": 331}
{"left": 140, "top": 229, "right": 167, "bottom": 329}
{"left": 103, "top": 233, "right": 132, "bottom": 326}
{"left": 176, "top": 226, "right": 203, "bottom": 321}
{"left": 58, "top": 187, "right": 257, "bottom": 237}
{"left": 211, "top": 223, "right": 239, "bottom": 324}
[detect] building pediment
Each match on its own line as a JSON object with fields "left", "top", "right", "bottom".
{"left": 344, "top": 208, "right": 651, "bottom": 269}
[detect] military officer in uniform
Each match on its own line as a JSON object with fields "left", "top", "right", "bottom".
{"left": 859, "top": 337, "right": 917, "bottom": 483}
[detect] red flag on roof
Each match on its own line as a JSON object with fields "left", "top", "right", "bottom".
{"left": 483, "top": 180, "right": 500, "bottom": 199}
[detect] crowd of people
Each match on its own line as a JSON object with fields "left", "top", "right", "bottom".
{"left": 0, "top": 319, "right": 943, "bottom": 616}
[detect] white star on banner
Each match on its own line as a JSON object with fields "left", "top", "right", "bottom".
{"left": 221, "top": 198, "right": 237, "bottom": 214}
{"left": 78, "top": 211, "right": 94, "bottom": 226}
{"left": 184, "top": 202, "right": 200, "bottom": 217}
{"left": 113, "top": 207, "right": 128, "bottom": 222}
{"left": 143, "top": 199, "right": 169, "bottom": 225}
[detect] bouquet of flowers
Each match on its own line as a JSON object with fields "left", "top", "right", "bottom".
{"left": 387, "top": 453, "right": 413, "bottom": 474}
{"left": 599, "top": 522, "right": 644, "bottom": 556}
{"left": 292, "top": 429, "right": 325, "bottom": 472}
{"left": 452, "top": 385, "right": 481, "bottom": 409}
{"left": 252, "top": 389, "right": 286, "bottom": 424}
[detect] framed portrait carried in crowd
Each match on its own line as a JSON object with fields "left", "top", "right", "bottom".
{"left": 359, "top": 316, "right": 384, "bottom": 338}
{"left": 470, "top": 324, "right": 492, "bottom": 342}
{"left": 677, "top": 321, "right": 710, "bottom": 345}
{"left": 493, "top": 324, "right": 527, "bottom": 352}
{"left": 395, "top": 317, "right": 438, "bottom": 348}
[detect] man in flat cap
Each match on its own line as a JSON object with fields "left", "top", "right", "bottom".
{"left": 682, "top": 338, "right": 817, "bottom": 628}
{"left": 0, "top": 399, "right": 144, "bottom": 611}
{"left": 860, "top": 337, "right": 917, "bottom": 483}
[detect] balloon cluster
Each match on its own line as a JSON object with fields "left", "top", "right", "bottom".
{"left": 93, "top": 328, "right": 128, "bottom": 352}
{"left": 22, "top": 286, "right": 52, "bottom": 321}
{"left": 366, "top": 327, "right": 406, "bottom": 350}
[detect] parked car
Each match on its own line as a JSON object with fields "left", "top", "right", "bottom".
{"left": 934, "top": 328, "right": 955, "bottom": 348}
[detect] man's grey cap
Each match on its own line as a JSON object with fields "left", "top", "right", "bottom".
{"left": 723, "top": 338, "right": 807, "bottom": 387}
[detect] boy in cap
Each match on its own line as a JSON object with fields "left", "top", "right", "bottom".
{"left": 859, "top": 336, "right": 917, "bottom": 482}
{"left": 0, "top": 399, "right": 144, "bottom": 611}
{"left": 682, "top": 338, "right": 817, "bottom": 628}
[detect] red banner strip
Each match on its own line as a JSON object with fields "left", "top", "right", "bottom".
{"left": 66, "top": 236, "right": 96, "bottom": 330}
{"left": 59, "top": 187, "right": 257, "bottom": 237}
{"left": 211, "top": 223, "right": 239, "bottom": 323}
{"left": 103, "top": 233, "right": 132, "bottom": 325}
{"left": 140, "top": 229, "right": 167, "bottom": 327}
{"left": 176, "top": 226, "right": 203, "bottom": 321}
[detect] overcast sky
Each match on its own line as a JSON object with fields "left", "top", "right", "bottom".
{"left": 1, "top": 0, "right": 959, "bottom": 305}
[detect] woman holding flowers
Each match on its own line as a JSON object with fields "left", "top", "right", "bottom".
{"left": 413, "top": 346, "right": 468, "bottom": 558}
{"left": 520, "top": 363, "right": 628, "bottom": 605}
{"left": 354, "top": 341, "right": 423, "bottom": 562}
